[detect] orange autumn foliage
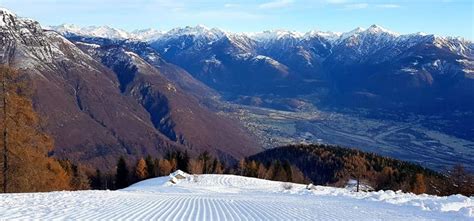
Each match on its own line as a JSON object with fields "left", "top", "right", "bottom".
{"left": 0, "top": 66, "right": 71, "bottom": 192}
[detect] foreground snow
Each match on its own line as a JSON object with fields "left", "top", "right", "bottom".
{"left": 0, "top": 173, "right": 472, "bottom": 220}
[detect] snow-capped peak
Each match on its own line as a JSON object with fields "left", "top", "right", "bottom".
{"left": 167, "top": 25, "right": 224, "bottom": 37}
{"left": 0, "top": 7, "right": 39, "bottom": 29}
{"left": 0, "top": 8, "right": 17, "bottom": 27}
{"left": 338, "top": 25, "right": 399, "bottom": 43}
{"left": 339, "top": 27, "right": 365, "bottom": 41}
{"left": 130, "top": 28, "right": 164, "bottom": 41}
{"left": 0, "top": 7, "right": 43, "bottom": 34}
{"left": 250, "top": 30, "right": 304, "bottom": 42}
{"left": 46, "top": 24, "right": 81, "bottom": 34}
{"left": 48, "top": 24, "right": 132, "bottom": 40}
{"left": 159, "top": 25, "right": 226, "bottom": 42}
{"left": 366, "top": 24, "right": 399, "bottom": 36}
{"left": 304, "top": 30, "right": 341, "bottom": 41}
{"left": 0, "top": 7, "right": 16, "bottom": 17}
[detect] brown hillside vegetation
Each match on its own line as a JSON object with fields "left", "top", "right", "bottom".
{"left": 0, "top": 66, "right": 71, "bottom": 192}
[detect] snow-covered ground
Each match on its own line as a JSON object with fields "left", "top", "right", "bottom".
{"left": 0, "top": 172, "right": 472, "bottom": 220}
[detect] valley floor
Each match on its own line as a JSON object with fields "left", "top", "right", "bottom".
{"left": 0, "top": 174, "right": 472, "bottom": 220}
{"left": 223, "top": 103, "right": 474, "bottom": 172}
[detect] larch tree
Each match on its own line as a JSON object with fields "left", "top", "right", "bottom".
{"left": 344, "top": 154, "right": 367, "bottom": 192}
{"left": 0, "top": 66, "right": 71, "bottom": 193}
{"left": 188, "top": 159, "right": 203, "bottom": 174}
{"left": 158, "top": 159, "right": 173, "bottom": 176}
{"left": 257, "top": 163, "right": 267, "bottom": 179}
{"left": 290, "top": 166, "right": 307, "bottom": 184}
{"left": 412, "top": 173, "right": 426, "bottom": 194}
{"left": 135, "top": 158, "right": 148, "bottom": 181}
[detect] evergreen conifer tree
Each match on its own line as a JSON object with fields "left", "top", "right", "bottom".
{"left": 116, "top": 157, "right": 129, "bottom": 189}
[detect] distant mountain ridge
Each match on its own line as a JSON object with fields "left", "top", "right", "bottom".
{"left": 49, "top": 23, "right": 474, "bottom": 112}
{"left": 127, "top": 25, "right": 470, "bottom": 109}
{"left": 49, "top": 23, "right": 472, "bottom": 45}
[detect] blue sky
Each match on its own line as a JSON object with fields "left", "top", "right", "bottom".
{"left": 1, "top": 0, "right": 473, "bottom": 39}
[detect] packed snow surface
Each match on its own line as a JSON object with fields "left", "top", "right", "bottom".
{"left": 0, "top": 173, "right": 472, "bottom": 220}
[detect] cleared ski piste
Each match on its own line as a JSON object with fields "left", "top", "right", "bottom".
{"left": 0, "top": 172, "right": 472, "bottom": 220}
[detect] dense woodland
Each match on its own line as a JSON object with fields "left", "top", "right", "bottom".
{"left": 249, "top": 144, "right": 474, "bottom": 196}
{"left": 0, "top": 66, "right": 472, "bottom": 196}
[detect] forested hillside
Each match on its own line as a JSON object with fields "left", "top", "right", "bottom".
{"left": 249, "top": 144, "right": 473, "bottom": 196}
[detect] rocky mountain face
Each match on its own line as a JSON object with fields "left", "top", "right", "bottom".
{"left": 71, "top": 37, "right": 259, "bottom": 159}
{"left": 134, "top": 25, "right": 473, "bottom": 111}
{"left": 0, "top": 9, "right": 260, "bottom": 169}
{"left": 51, "top": 24, "right": 473, "bottom": 111}
{"left": 148, "top": 26, "right": 296, "bottom": 95}
{"left": 322, "top": 26, "right": 474, "bottom": 110}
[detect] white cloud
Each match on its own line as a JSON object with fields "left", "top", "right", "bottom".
{"left": 259, "top": 0, "right": 294, "bottom": 9}
{"left": 343, "top": 3, "right": 369, "bottom": 10}
{"left": 375, "top": 4, "right": 400, "bottom": 9}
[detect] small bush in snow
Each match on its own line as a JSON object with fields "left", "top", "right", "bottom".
{"left": 282, "top": 183, "right": 293, "bottom": 190}
{"left": 193, "top": 174, "right": 200, "bottom": 183}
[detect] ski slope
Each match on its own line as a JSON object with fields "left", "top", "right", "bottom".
{"left": 0, "top": 172, "right": 472, "bottom": 220}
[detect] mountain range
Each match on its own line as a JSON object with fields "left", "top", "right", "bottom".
{"left": 1, "top": 7, "right": 473, "bottom": 169}
{"left": 50, "top": 23, "right": 473, "bottom": 111}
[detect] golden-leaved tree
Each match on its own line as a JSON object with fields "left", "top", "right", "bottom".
{"left": 0, "top": 66, "right": 71, "bottom": 193}
{"left": 135, "top": 158, "right": 148, "bottom": 181}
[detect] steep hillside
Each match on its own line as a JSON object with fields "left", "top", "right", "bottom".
{"left": 0, "top": 9, "right": 177, "bottom": 168}
{"left": 72, "top": 38, "right": 260, "bottom": 159}
{"left": 0, "top": 9, "right": 260, "bottom": 169}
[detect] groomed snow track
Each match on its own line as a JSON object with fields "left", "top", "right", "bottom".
{"left": 0, "top": 174, "right": 472, "bottom": 220}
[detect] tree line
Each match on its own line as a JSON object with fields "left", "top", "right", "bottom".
{"left": 89, "top": 150, "right": 309, "bottom": 190}
{"left": 249, "top": 144, "right": 474, "bottom": 196}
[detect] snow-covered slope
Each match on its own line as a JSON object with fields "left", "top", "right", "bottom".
{"left": 0, "top": 173, "right": 472, "bottom": 220}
